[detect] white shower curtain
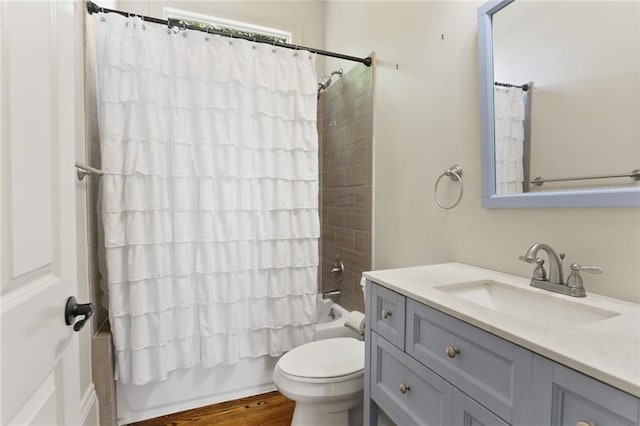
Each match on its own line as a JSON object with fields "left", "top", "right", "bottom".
{"left": 494, "top": 86, "right": 525, "bottom": 194}
{"left": 96, "top": 13, "right": 319, "bottom": 385}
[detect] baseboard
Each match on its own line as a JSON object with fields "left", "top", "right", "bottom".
{"left": 81, "top": 384, "right": 99, "bottom": 426}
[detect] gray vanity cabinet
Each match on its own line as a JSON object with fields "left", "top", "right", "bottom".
{"left": 365, "top": 281, "right": 640, "bottom": 426}
{"left": 550, "top": 363, "right": 640, "bottom": 426}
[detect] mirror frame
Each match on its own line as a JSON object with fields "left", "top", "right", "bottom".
{"left": 478, "top": 0, "right": 640, "bottom": 208}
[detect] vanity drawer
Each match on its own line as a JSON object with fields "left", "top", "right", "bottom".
{"left": 551, "top": 363, "right": 640, "bottom": 426}
{"left": 406, "top": 299, "right": 531, "bottom": 423}
{"left": 370, "top": 283, "right": 406, "bottom": 349}
{"left": 371, "top": 332, "right": 454, "bottom": 426}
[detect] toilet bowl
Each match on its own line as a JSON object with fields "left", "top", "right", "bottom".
{"left": 273, "top": 337, "right": 365, "bottom": 426}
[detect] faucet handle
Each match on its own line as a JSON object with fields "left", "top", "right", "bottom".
{"left": 566, "top": 263, "right": 602, "bottom": 296}
{"left": 519, "top": 256, "right": 547, "bottom": 281}
{"left": 570, "top": 263, "right": 602, "bottom": 274}
{"left": 519, "top": 255, "right": 542, "bottom": 265}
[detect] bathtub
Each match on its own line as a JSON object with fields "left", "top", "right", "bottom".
{"left": 315, "top": 296, "right": 363, "bottom": 340}
{"left": 116, "top": 295, "right": 361, "bottom": 424}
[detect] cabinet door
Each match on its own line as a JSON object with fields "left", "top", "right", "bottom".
{"left": 551, "top": 364, "right": 640, "bottom": 426}
{"left": 371, "top": 332, "right": 453, "bottom": 426}
{"left": 452, "top": 390, "right": 509, "bottom": 426}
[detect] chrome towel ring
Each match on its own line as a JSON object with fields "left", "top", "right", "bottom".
{"left": 434, "top": 164, "right": 463, "bottom": 209}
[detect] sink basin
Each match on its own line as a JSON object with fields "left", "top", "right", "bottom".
{"left": 436, "top": 280, "right": 620, "bottom": 324}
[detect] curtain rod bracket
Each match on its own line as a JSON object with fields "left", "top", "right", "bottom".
{"left": 87, "top": 1, "right": 99, "bottom": 15}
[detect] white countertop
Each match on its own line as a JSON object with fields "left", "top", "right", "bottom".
{"left": 363, "top": 262, "right": 640, "bottom": 397}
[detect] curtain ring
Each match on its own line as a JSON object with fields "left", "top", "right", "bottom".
{"left": 434, "top": 165, "right": 464, "bottom": 209}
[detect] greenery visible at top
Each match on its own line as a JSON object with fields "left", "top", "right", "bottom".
{"left": 177, "top": 19, "right": 287, "bottom": 44}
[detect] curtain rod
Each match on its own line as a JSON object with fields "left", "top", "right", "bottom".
{"left": 86, "top": 1, "right": 372, "bottom": 67}
{"left": 495, "top": 81, "right": 529, "bottom": 91}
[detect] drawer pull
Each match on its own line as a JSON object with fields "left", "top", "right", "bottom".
{"left": 382, "top": 309, "right": 392, "bottom": 319}
{"left": 576, "top": 422, "right": 596, "bottom": 426}
{"left": 399, "top": 384, "right": 410, "bottom": 394}
{"left": 446, "top": 345, "right": 460, "bottom": 358}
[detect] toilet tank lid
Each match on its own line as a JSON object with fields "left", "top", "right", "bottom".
{"left": 278, "top": 337, "right": 365, "bottom": 379}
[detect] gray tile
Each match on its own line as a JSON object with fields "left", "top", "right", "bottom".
{"left": 345, "top": 208, "right": 367, "bottom": 232}
{"left": 345, "top": 115, "right": 373, "bottom": 143}
{"left": 322, "top": 225, "right": 336, "bottom": 246}
{"left": 322, "top": 207, "right": 329, "bottom": 225}
{"left": 353, "top": 93, "right": 373, "bottom": 120}
{"left": 335, "top": 229, "right": 355, "bottom": 251}
{"left": 327, "top": 169, "right": 346, "bottom": 189}
{"left": 322, "top": 150, "right": 340, "bottom": 171}
{"left": 347, "top": 138, "right": 372, "bottom": 168}
{"left": 343, "top": 249, "right": 367, "bottom": 275}
{"left": 326, "top": 208, "right": 345, "bottom": 228}
{"left": 322, "top": 245, "right": 342, "bottom": 267}
{"left": 321, "top": 171, "right": 329, "bottom": 191}
{"left": 334, "top": 187, "right": 356, "bottom": 208}
{"left": 354, "top": 187, "right": 369, "bottom": 210}
{"left": 319, "top": 63, "right": 372, "bottom": 307}
{"left": 355, "top": 231, "right": 371, "bottom": 255}
{"left": 322, "top": 188, "right": 335, "bottom": 208}
{"left": 345, "top": 164, "right": 371, "bottom": 188}
{"left": 323, "top": 124, "right": 345, "bottom": 153}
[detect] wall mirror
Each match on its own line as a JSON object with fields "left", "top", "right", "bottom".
{"left": 478, "top": 0, "right": 640, "bottom": 208}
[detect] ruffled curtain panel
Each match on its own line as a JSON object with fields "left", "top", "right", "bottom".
{"left": 96, "top": 13, "right": 319, "bottom": 385}
{"left": 494, "top": 86, "right": 525, "bottom": 194}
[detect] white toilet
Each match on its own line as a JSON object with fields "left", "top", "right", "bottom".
{"left": 273, "top": 281, "right": 366, "bottom": 426}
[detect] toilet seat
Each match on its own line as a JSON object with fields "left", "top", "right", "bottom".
{"left": 277, "top": 337, "right": 365, "bottom": 382}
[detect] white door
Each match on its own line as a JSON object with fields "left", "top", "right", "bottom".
{"left": 1, "top": 1, "right": 84, "bottom": 425}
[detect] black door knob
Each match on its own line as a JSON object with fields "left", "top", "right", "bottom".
{"left": 64, "top": 296, "right": 95, "bottom": 332}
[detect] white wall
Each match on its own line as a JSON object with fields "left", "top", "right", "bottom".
{"left": 325, "top": 1, "right": 640, "bottom": 303}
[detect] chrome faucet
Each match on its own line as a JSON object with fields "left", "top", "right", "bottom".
{"left": 519, "top": 243, "right": 601, "bottom": 297}
{"left": 322, "top": 289, "right": 341, "bottom": 300}
{"left": 519, "top": 243, "right": 565, "bottom": 285}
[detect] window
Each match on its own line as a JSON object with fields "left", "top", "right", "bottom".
{"left": 163, "top": 8, "right": 291, "bottom": 44}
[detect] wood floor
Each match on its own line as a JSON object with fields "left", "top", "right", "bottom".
{"left": 131, "top": 391, "right": 295, "bottom": 426}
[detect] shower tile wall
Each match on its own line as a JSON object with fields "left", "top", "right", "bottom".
{"left": 319, "top": 63, "right": 373, "bottom": 313}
